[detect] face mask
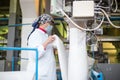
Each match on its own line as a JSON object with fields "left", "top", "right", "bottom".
{"left": 45, "top": 25, "right": 53, "bottom": 35}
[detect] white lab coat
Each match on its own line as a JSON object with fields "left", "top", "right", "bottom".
{"left": 27, "top": 29, "right": 56, "bottom": 80}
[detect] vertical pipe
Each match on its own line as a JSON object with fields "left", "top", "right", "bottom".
{"left": 12, "top": 57, "right": 14, "bottom": 71}
{"left": 35, "top": 49, "right": 39, "bottom": 80}
{"left": 6, "top": 0, "right": 18, "bottom": 71}
{"left": 68, "top": 28, "right": 88, "bottom": 80}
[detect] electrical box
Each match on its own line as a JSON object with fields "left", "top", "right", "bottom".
{"left": 50, "top": 0, "right": 65, "bottom": 16}
{"left": 72, "top": 1, "right": 94, "bottom": 18}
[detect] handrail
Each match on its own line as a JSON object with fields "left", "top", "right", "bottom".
{"left": 12, "top": 56, "right": 29, "bottom": 71}
{"left": 0, "top": 47, "right": 39, "bottom": 80}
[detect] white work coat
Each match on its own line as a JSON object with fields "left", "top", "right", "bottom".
{"left": 27, "top": 29, "right": 56, "bottom": 80}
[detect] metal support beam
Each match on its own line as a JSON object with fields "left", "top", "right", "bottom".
{"left": 6, "top": 0, "right": 18, "bottom": 71}
{"left": 45, "top": 0, "right": 51, "bottom": 14}
{"left": 39, "top": 0, "right": 42, "bottom": 15}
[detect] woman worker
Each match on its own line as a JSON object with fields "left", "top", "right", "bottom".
{"left": 27, "top": 14, "right": 56, "bottom": 80}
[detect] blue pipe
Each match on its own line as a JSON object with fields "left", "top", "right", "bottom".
{"left": 8, "top": 23, "right": 32, "bottom": 27}
{"left": 0, "top": 47, "right": 39, "bottom": 80}
{"left": 1, "top": 17, "right": 120, "bottom": 21}
{"left": 12, "top": 57, "right": 14, "bottom": 71}
{"left": 13, "top": 57, "right": 28, "bottom": 60}
{"left": 0, "top": 18, "right": 9, "bottom": 21}
{"left": 54, "top": 17, "right": 120, "bottom": 21}
{"left": 0, "top": 16, "right": 120, "bottom": 28}
{"left": 0, "top": 17, "right": 65, "bottom": 21}
{"left": 35, "top": 48, "right": 39, "bottom": 80}
{"left": 54, "top": 17, "right": 64, "bottom": 21}
{"left": 0, "top": 23, "right": 32, "bottom": 27}
{"left": 12, "top": 57, "right": 28, "bottom": 71}
{"left": 104, "top": 17, "right": 120, "bottom": 21}
{"left": 91, "top": 70, "right": 103, "bottom": 80}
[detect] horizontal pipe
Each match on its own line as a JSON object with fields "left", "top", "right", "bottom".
{"left": 104, "top": 17, "right": 120, "bottom": 21}
{"left": 54, "top": 17, "right": 64, "bottom": 21}
{"left": 1, "top": 17, "right": 120, "bottom": 21}
{"left": 0, "top": 17, "right": 65, "bottom": 21}
{"left": 0, "top": 23, "right": 32, "bottom": 27}
{"left": 13, "top": 57, "right": 29, "bottom": 60}
{"left": 0, "top": 22, "right": 59, "bottom": 27}
{"left": 0, "top": 18, "right": 9, "bottom": 21}
{"left": 0, "top": 47, "right": 37, "bottom": 51}
{"left": 0, "top": 17, "right": 119, "bottom": 28}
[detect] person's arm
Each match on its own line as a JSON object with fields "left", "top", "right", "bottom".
{"left": 36, "top": 35, "right": 55, "bottom": 59}
{"left": 28, "top": 35, "right": 45, "bottom": 60}
{"left": 42, "top": 35, "right": 55, "bottom": 49}
{"left": 28, "top": 31, "right": 55, "bottom": 60}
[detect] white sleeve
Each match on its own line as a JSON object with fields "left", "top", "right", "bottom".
{"left": 28, "top": 31, "right": 46, "bottom": 61}
{"left": 37, "top": 44, "right": 46, "bottom": 59}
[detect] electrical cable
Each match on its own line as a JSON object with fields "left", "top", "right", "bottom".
{"left": 95, "top": 0, "right": 118, "bottom": 12}
{"left": 117, "top": 9, "right": 120, "bottom": 12}
{"left": 112, "top": 0, "right": 118, "bottom": 12}
{"left": 111, "top": 0, "right": 114, "bottom": 6}
{"left": 86, "top": 31, "right": 98, "bottom": 46}
{"left": 96, "top": 6, "right": 109, "bottom": 9}
{"left": 97, "top": 0, "right": 102, "bottom": 7}
{"left": 99, "top": 8, "right": 120, "bottom": 28}
{"left": 89, "top": 73, "right": 93, "bottom": 80}
{"left": 60, "top": 9, "right": 104, "bottom": 31}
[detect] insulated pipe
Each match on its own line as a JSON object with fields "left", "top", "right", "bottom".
{"left": 68, "top": 27, "right": 88, "bottom": 80}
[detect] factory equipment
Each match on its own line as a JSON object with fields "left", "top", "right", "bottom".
{"left": 0, "top": 0, "right": 119, "bottom": 80}
{"left": 50, "top": 0, "right": 120, "bottom": 80}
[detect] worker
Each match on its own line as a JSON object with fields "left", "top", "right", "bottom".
{"left": 27, "top": 14, "right": 57, "bottom": 80}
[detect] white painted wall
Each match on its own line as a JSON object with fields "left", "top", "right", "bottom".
{"left": 19, "top": 0, "right": 37, "bottom": 70}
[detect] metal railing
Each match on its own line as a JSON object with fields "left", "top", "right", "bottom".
{"left": 12, "top": 56, "right": 29, "bottom": 71}
{"left": 0, "top": 47, "right": 39, "bottom": 80}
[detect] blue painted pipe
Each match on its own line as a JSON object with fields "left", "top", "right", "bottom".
{"left": 0, "top": 23, "right": 32, "bottom": 27}
{"left": 91, "top": 70, "right": 103, "bottom": 80}
{"left": 0, "top": 18, "right": 9, "bottom": 21}
{"left": 8, "top": 23, "right": 32, "bottom": 27}
{"left": 104, "top": 17, "right": 120, "bottom": 21}
{"left": 0, "top": 47, "right": 39, "bottom": 80}
{"left": 0, "top": 17, "right": 65, "bottom": 21}
{"left": 54, "top": 17, "right": 64, "bottom": 21}
{"left": 12, "top": 57, "right": 14, "bottom": 71}
{"left": 1, "top": 17, "right": 120, "bottom": 21}
{"left": 12, "top": 57, "right": 29, "bottom": 71}
{"left": 0, "top": 16, "right": 119, "bottom": 28}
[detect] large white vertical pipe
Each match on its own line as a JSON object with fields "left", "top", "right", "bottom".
{"left": 19, "top": 0, "right": 37, "bottom": 71}
{"left": 68, "top": 27, "right": 88, "bottom": 80}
